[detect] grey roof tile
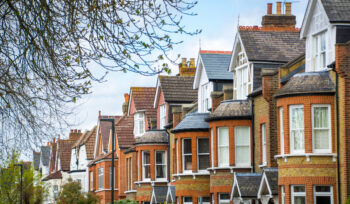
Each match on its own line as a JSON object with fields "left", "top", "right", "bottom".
{"left": 236, "top": 173, "right": 262, "bottom": 197}
{"left": 158, "top": 76, "right": 197, "bottom": 103}
{"left": 135, "top": 130, "right": 168, "bottom": 145}
{"left": 200, "top": 52, "right": 233, "bottom": 81}
{"left": 321, "top": 0, "right": 350, "bottom": 23}
{"left": 33, "top": 151, "right": 40, "bottom": 170}
{"left": 239, "top": 29, "right": 305, "bottom": 63}
{"left": 172, "top": 113, "right": 209, "bottom": 133}
{"left": 153, "top": 186, "right": 168, "bottom": 203}
{"left": 40, "top": 146, "right": 51, "bottom": 167}
{"left": 207, "top": 100, "right": 251, "bottom": 121}
{"left": 264, "top": 168, "right": 278, "bottom": 195}
{"left": 274, "top": 71, "right": 335, "bottom": 98}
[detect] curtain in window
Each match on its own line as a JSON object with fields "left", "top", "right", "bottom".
{"left": 291, "top": 107, "right": 304, "bottom": 151}
{"left": 314, "top": 107, "right": 329, "bottom": 150}
{"left": 235, "top": 127, "right": 250, "bottom": 164}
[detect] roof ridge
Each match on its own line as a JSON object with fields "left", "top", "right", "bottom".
{"left": 200, "top": 50, "right": 232, "bottom": 54}
{"left": 239, "top": 25, "right": 300, "bottom": 32}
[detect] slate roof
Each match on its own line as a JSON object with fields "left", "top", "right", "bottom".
{"left": 274, "top": 71, "right": 335, "bottom": 98}
{"left": 115, "top": 115, "right": 134, "bottom": 149}
{"left": 42, "top": 170, "right": 62, "bottom": 181}
{"left": 135, "top": 130, "right": 168, "bottom": 145}
{"left": 168, "top": 186, "right": 175, "bottom": 202}
{"left": 99, "top": 116, "right": 121, "bottom": 152}
{"left": 33, "top": 151, "right": 40, "bottom": 170}
{"left": 152, "top": 186, "right": 168, "bottom": 203}
{"left": 206, "top": 100, "right": 251, "bottom": 121}
{"left": 239, "top": 29, "right": 305, "bottom": 63}
{"left": 158, "top": 76, "right": 197, "bottom": 103}
{"left": 131, "top": 87, "right": 157, "bottom": 122}
{"left": 40, "top": 146, "right": 51, "bottom": 167}
{"left": 58, "top": 139, "right": 76, "bottom": 171}
{"left": 172, "top": 113, "right": 209, "bottom": 133}
{"left": 264, "top": 168, "right": 278, "bottom": 195}
{"left": 199, "top": 51, "right": 233, "bottom": 81}
{"left": 235, "top": 173, "right": 262, "bottom": 197}
{"left": 321, "top": 0, "right": 350, "bottom": 23}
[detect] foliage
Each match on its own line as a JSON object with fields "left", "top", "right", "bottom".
{"left": 0, "top": 151, "right": 47, "bottom": 204}
{"left": 111, "top": 199, "right": 138, "bottom": 204}
{"left": 0, "top": 0, "right": 199, "bottom": 158}
{"left": 56, "top": 178, "right": 99, "bottom": 204}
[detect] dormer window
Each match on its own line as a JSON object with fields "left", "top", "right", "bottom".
{"left": 201, "top": 83, "right": 210, "bottom": 112}
{"left": 312, "top": 31, "right": 326, "bottom": 71}
{"left": 134, "top": 112, "right": 145, "bottom": 137}
{"left": 236, "top": 50, "right": 247, "bottom": 66}
{"left": 159, "top": 105, "right": 166, "bottom": 129}
{"left": 236, "top": 65, "right": 249, "bottom": 99}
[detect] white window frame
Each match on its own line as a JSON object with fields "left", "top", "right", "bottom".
{"left": 217, "top": 127, "right": 229, "bottom": 167}
{"left": 90, "top": 171, "right": 93, "bottom": 191}
{"left": 183, "top": 197, "right": 193, "bottom": 204}
{"left": 235, "top": 126, "right": 251, "bottom": 167}
{"left": 280, "top": 107, "right": 284, "bottom": 155}
{"left": 313, "top": 185, "right": 333, "bottom": 204}
{"left": 197, "top": 138, "right": 210, "bottom": 171}
{"left": 289, "top": 105, "right": 305, "bottom": 154}
{"left": 312, "top": 104, "right": 332, "bottom": 153}
{"left": 198, "top": 197, "right": 211, "bottom": 204}
{"left": 155, "top": 150, "right": 167, "bottom": 180}
{"left": 109, "top": 167, "right": 115, "bottom": 189}
{"left": 236, "top": 64, "right": 250, "bottom": 100}
{"left": 182, "top": 138, "right": 192, "bottom": 173}
{"left": 134, "top": 112, "right": 145, "bottom": 137}
{"left": 312, "top": 31, "right": 327, "bottom": 71}
{"left": 159, "top": 104, "right": 166, "bottom": 129}
{"left": 281, "top": 186, "right": 285, "bottom": 204}
{"left": 201, "top": 83, "right": 209, "bottom": 112}
{"left": 142, "top": 151, "right": 151, "bottom": 181}
{"left": 291, "top": 185, "right": 306, "bottom": 204}
{"left": 219, "top": 193, "right": 230, "bottom": 204}
{"left": 261, "top": 124, "right": 267, "bottom": 165}
{"left": 98, "top": 167, "right": 103, "bottom": 190}
{"left": 176, "top": 139, "right": 179, "bottom": 174}
{"left": 53, "top": 185, "right": 58, "bottom": 199}
{"left": 211, "top": 128, "right": 214, "bottom": 168}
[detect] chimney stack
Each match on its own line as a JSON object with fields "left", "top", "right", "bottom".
{"left": 223, "top": 84, "right": 233, "bottom": 100}
{"left": 276, "top": 2, "right": 281, "bottom": 14}
{"left": 122, "top": 93, "right": 129, "bottom": 116}
{"left": 172, "top": 107, "right": 182, "bottom": 128}
{"left": 285, "top": 2, "right": 292, "bottom": 15}
{"left": 211, "top": 91, "right": 224, "bottom": 113}
{"left": 179, "top": 57, "right": 196, "bottom": 77}
{"left": 262, "top": 2, "right": 296, "bottom": 28}
{"left": 267, "top": 3, "right": 272, "bottom": 15}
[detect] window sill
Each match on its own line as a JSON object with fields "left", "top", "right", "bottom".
{"left": 134, "top": 180, "right": 168, "bottom": 187}
{"left": 173, "top": 171, "right": 210, "bottom": 180}
{"left": 124, "top": 190, "right": 137, "bottom": 194}
{"left": 259, "top": 163, "right": 267, "bottom": 168}
{"left": 207, "top": 166, "right": 252, "bottom": 174}
{"left": 94, "top": 188, "right": 119, "bottom": 193}
{"left": 274, "top": 153, "right": 337, "bottom": 162}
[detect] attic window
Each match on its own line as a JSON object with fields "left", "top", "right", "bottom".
{"left": 236, "top": 51, "right": 247, "bottom": 66}
{"left": 312, "top": 31, "right": 326, "bottom": 71}
{"left": 134, "top": 112, "right": 145, "bottom": 137}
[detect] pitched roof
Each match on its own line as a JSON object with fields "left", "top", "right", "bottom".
{"left": 199, "top": 51, "right": 233, "bottom": 81}
{"left": 87, "top": 152, "right": 118, "bottom": 167}
{"left": 274, "top": 71, "right": 336, "bottom": 98}
{"left": 42, "top": 170, "right": 62, "bottom": 181}
{"left": 235, "top": 173, "right": 262, "bottom": 197}
{"left": 72, "top": 126, "right": 97, "bottom": 160}
{"left": 49, "top": 142, "right": 57, "bottom": 173}
{"left": 40, "top": 146, "right": 51, "bottom": 167}
{"left": 99, "top": 116, "right": 121, "bottom": 152}
{"left": 206, "top": 100, "right": 251, "bottom": 122}
{"left": 33, "top": 151, "right": 40, "bottom": 170}
{"left": 264, "top": 168, "right": 278, "bottom": 195}
{"left": 135, "top": 130, "right": 168, "bottom": 145}
{"left": 238, "top": 28, "right": 305, "bottom": 63}
{"left": 58, "top": 139, "right": 76, "bottom": 171}
{"left": 158, "top": 76, "right": 197, "bottom": 103}
{"left": 130, "top": 87, "right": 157, "bottom": 121}
{"left": 152, "top": 186, "right": 168, "bottom": 203}
{"left": 115, "top": 115, "right": 135, "bottom": 149}
{"left": 321, "top": 0, "right": 350, "bottom": 23}
{"left": 172, "top": 113, "right": 209, "bottom": 133}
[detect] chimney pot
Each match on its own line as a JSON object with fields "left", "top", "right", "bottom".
{"left": 70, "top": 129, "right": 73, "bottom": 133}
{"left": 78, "top": 130, "right": 81, "bottom": 133}
{"left": 181, "top": 58, "right": 187, "bottom": 68}
{"left": 285, "top": 2, "right": 292, "bottom": 15}
{"left": 267, "top": 3, "right": 272, "bottom": 15}
{"left": 276, "top": 2, "right": 282, "bottom": 15}
{"left": 189, "top": 58, "right": 195, "bottom": 68}
{"left": 124, "top": 93, "right": 130, "bottom": 103}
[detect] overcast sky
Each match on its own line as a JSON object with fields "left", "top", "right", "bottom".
{"left": 65, "top": 0, "right": 309, "bottom": 136}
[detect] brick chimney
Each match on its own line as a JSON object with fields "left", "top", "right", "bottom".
{"left": 69, "top": 129, "right": 82, "bottom": 141}
{"left": 211, "top": 91, "right": 224, "bottom": 113}
{"left": 172, "top": 107, "right": 182, "bottom": 128}
{"left": 261, "top": 69, "right": 278, "bottom": 102}
{"left": 179, "top": 58, "right": 196, "bottom": 77}
{"left": 261, "top": 2, "right": 296, "bottom": 28}
{"left": 223, "top": 84, "right": 233, "bottom": 100}
{"left": 122, "top": 93, "right": 129, "bottom": 116}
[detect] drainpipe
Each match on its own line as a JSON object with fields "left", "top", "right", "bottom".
{"left": 166, "top": 129, "right": 171, "bottom": 183}
{"left": 251, "top": 99, "right": 255, "bottom": 173}
{"left": 335, "top": 70, "right": 341, "bottom": 204}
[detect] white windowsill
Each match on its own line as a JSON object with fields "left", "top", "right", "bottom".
{"left": 173, "top": 171, "right": 210, "bottom": 180}
{"left": 134, "top": 180, "right": 168, "bottom": 184}
{"left": 207, "top": 166, "right": 252, "bottom": 174}
{"left": 274, "top": 153, "right": 337, "bottom": 162}
{"left": 259, "top": 163, "right": 267, "bottom": 168}
{"left": 124, "top": 190, "right": 137, "bottom": 194}
{"left": 94, "top": 188, "right": 119, "bottom": 193}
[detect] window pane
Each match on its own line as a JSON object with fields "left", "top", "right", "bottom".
{"left": 316, "top": 197, "right": 331, "bottom": 204}
{"left": 198, "top": 155, "right": 210, "bottom": 170}
{"left": 293, "top": 130, "right": 305, "bottom": 150}
{"left": 218, "top": 128, "right": 229, "bottom": 145}
{"left": 236, "top": 146, "right": 250, "bottom": 164}
{"left": 291, "top": 107, "right": 304, "bottom": 129}
{"left": 183, "top": 139, "right": 192, "bottom": 154}
{"left": 143, "top": 152, "right": 150, "bottom": 164}
{"left": 235, "top": 127, "right": 250, "bottom": 145}
{"left": 315, "top": 130, "right": 330, "bottom": 149}
{"left": 316, "top": 186, "right": 331, "bottom": 192}
{"left": 144, "top": 166, "right": 150, "bottom": 178}
{"left": 294, "top": 186, "right": 305, "bottom": 192}
{"left": 184, "top": 197, "right": 192, "bottom": 202}
{"left": 294, "top": 197, "right": 306, "bottom": 204}
{"left": 184, "top": 155, "right": 192, "bottom": 170}
{"left": 156, "top": 152, "right": 165, "bottom": 164}
{"left": 198, "top": 138, "right": 209, "bottom": 153}
{"left": 314, "top": 107, "right": 329, "bottom": 128}
{"left": 156, "top": 165, "right": 165, "bottom": 178}
{"left": 220, "top": 194, "right": 230, "bottom": 200}
{"left": 219, "top": 147, "right": 229, "bottom": 165}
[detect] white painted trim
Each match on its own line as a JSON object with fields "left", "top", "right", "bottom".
{"left": 257, "top": 173, "right": 273, "bottom": 199}
{"left": 153, "top": 79, "right": 161, "bottom": 108}
{"left": 313, "top": 185, "right": 333, "bottom": 204}
{"left": 151, "top": 188, "right": 157, "bottom": 204}
{"left": 94, "top": 188, "right": 119, "bottom": 193}
{"left": 127, "top": 90, "right": 133, "bottom": 116}
{"left": 229, "top": 32, "right": 249, "bottom": 72}
{"left": 182, "top": 138, "right": 192, "bottom": 174}
{"left": 289, "top": 105, "right": 305, "bottom": 154}
{"left": 274, "top": 153, "right": 337, "bottom": 162}
{"left": 311, "top": 104, "right": 332, "bottom": 153}
{"left": 155, "top": 150, "right": 167, "bottom": 181}
{"left": 134, "top": 181, "right": 168, "bottom": 184}
{"left": 124, "top": 190, "right": 137, "bottom": 194}
{"left": 301, "top": 0, "right": 330, "bottom": 38}
{"left": 194, "top": 53, "right": 205, "bottom": 89}
{"left": 230, "top": 173, "right": 242, "bottom": 201}
{"left": 142, "top": 150, "right": 151, "bottom": 181}
{"left": 166, "top": 185, "right": 175, "bottom": 203}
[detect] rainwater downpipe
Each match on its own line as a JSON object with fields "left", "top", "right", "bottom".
{"left": 251, "top": 99, "right": 255, "bottom": 173}
{"left": 335, "top": 69, "right": 341, "bottom": 204}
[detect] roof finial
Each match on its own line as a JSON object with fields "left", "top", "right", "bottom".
{"left": 237, "top": 14, "right": 240, "bottom": 28}
{"left": 199, "top": 38, "right": 201, "bottom": 51}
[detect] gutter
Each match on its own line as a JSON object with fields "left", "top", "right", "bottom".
{"left": 251, "top": 99, "right": 255, "bottom": 173}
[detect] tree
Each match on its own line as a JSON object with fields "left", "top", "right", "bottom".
{"left": 0, "top": 152, "right": 47, "bottom": 204}
{"left": 0, "top": 0, "right": 199, "bottom": 158}
{"left": 113, "top": 199, "right": 138, "bottom": 204}
{"left": 56, "top": 178, "right": 99, "bottom": 204}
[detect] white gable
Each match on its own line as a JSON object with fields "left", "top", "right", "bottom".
{"left": 229, "top": 33, "right": 248, "bottom": 72}
{"left": 193, "top": 53, "right": 207, "bottom": 89}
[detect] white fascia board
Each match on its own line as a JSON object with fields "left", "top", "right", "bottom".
{"left": 153, "top": 79, "right": 161, "bottom": 108}
{"left": 193, "top": 51, "right": 204, "bottom": 89}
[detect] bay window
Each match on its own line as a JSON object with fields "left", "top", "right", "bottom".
{"left": 211, "top": 129, "right": 214, "bottom": 168}
{"left": 291, "top": 185, "right": 306, "bottom": 204}
{"left": 183, "top": 197, "right": 193, "bottom": 204}
{"left": 312, "top": 105, "right": 331, "bottom": 153}
{"left": 183, "top": 139, "right": 192, "bottom": 172}
{"left": 261, "top": 124, "right": 267, "bottom": 165}
{"left": 290, "top": 105, "right": 304, "bottom": 154}
{"left": 98, "top": 167, "right": 103, "bottom": 189}
{"left": 142, "top": 151, "right": 151, "bottom": 180}
{"left": 155, "top": 151, "right": 166, "bottom": 180}
{"left": 109, "top": 167, "right": 115, "bottom": 188}
{"left": 313, "top": 32, "right": 326, "bottom": 71}
{"left": 314, "top": 186, "right": 332, "bottom": 204}
{"left": 280, "top": 107, "right": 284, "bottom": 155}
{"left": 197, "top": 138, "right": 209, "bottom": 170}
{"left": 134, "top": 112, "right": 145, "bottom": 137}
{"left": 160, "top": 105, "right": 166, "bottom": 129}
{"left": 235, "top": 126, "right": 251, "bottom": 166}
{"left": 218, "top": 127, "right": 229, "bottom": 167}
{"left": 90, "top": 171, "right": 93, "bottom": 191}
{"left": 219, "top": 194, "right": 230, "bottom": 204}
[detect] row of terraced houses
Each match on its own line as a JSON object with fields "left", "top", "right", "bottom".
{"left": 33, "top": 1, "right": 350, "bottom": 203}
